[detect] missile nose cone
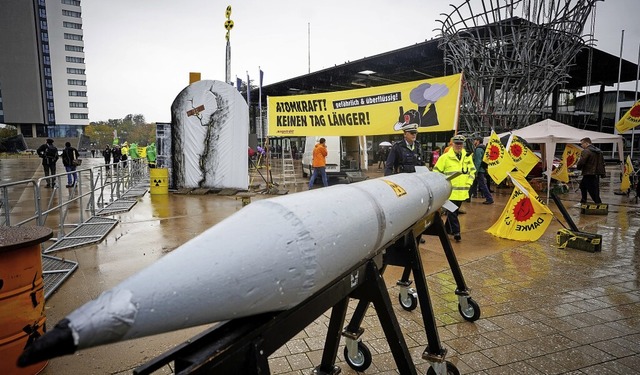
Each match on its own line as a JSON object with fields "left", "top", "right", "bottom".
{"left": 18, "top": 319, "right": 77, "bottom": 367}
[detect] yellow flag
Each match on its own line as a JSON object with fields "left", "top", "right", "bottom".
{"left": 551, "top": 159, "right": 569, "bottom": 182}
{"left": 507, "top": 135, "right": 539, "bottom": 176}
{"left": 615, "top": 100, "right": 640, "bottom": 133}
{"left": 564, "top": 144, "right": 581, "bottom": 169}
{"left": 484, "top": 130, "right": 516, "bottom": 185}
{"left": 551, "top": 143, "right": 582, "bottom": 183}
{"left": 620, "top": 155, "right": 634, "bottom": 191}
{"left": 487, "top": 171, "right": 554, "bottom": 241}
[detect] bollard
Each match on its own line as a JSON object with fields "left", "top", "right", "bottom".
{"left": 0, "top": 226, "right": 52, "bottom": 375}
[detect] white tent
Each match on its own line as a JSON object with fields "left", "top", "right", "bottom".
{"left": 493, "top": 119, "right": 624, "bottom": 201}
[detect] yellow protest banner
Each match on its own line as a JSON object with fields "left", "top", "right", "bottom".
{"left": 267, "top": 73, "right": 462, "bottom": 136}
{"left": 615, "top": 100, "right": 640, "bottom": 133}
{"left": 507, "top": 135, "right": 539, "bottom": 176}
{"left": 483, "top": 130, "right": 515, "bottom": 185}
{"left": 487, "top": 171, "right": 553, "bottom": 241}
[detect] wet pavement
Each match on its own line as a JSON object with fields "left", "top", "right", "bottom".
{"left": 2, "top": 157, "right": 640, "bottom": 374}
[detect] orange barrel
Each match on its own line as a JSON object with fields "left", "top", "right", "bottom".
{"left": 149, "top": 167, "right": 169, "bottom": 195}
{"left": 0, "top": 226, "right": 53, "bottom": 375}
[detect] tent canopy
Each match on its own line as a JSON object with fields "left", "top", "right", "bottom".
{"left": 489, "top": 119, "right": 624, "bottom": 202}
{"left": 496, "top": 119, "right": 624, "bottom": 146}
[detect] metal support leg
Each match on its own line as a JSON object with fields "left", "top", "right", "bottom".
{"left": 314, "top": 298, "right": 348, "bottom": 375}
{"left": 423, "top": 213, "right": 480, "bottom": 321}
{"left": 404, "top": 231, "right": 448, "bottom": 366}
{"left": 364, "top": 261, "right": 417, "bottom": 375}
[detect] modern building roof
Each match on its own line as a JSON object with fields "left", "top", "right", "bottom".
{"left": 259, "top": 32, "right": 638, "bottom": 99}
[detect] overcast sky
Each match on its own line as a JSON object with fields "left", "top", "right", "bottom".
{"left": 81, "top": 0, "right": 640, "bottom": 123}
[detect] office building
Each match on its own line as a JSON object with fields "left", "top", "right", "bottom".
{"left": 0, "top": 0, "right": 89, "bottom": 137}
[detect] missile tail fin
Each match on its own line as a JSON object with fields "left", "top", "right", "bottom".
{"left": 18, "top": 318, "right": 77, "bottom": 367}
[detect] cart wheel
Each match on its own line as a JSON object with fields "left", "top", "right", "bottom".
{"left": 343, "top": 341, "right": 372, "bottom": 372}
{"left": 426, "top": 361, "right": 460, "bottom": 375}
{"left": 398, "top": 292, "right": 418, "bottom": 311}
{"left": 458, "top": 298, "right": 481, "bottom": 321}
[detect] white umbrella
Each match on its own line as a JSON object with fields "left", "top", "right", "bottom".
{"left": 379, "top": 141, "right": 392, "bottom": 147}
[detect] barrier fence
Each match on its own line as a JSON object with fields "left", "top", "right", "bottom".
{"left": 0, "top": 158, "right": 149, "bottom": 234}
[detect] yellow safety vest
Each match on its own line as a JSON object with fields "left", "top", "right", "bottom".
{"left": 433, "top": 148, "right": 476, "bottom": 201}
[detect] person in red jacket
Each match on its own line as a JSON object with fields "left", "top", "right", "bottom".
{"left": 308, "top": 138, "right": 329, "bottom": 189}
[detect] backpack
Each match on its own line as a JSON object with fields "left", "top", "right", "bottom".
{"left": 477, "top": 145, "right": 488, "bottom": 170}
{"left": 45, "top": 143, "right": 57, "bottom": 158}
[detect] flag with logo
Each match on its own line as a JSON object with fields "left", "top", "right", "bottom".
{"left": 483, "top": 130, "right": 516, "bottom": 185}
{"left": 615, "top": 100, "right": 640, "bottom": 133}
{"left": 507, "top": 134, "right": 539, "bottom": 176}
{"left": 487, "top": 170, "right": 554, "bottom": 241}
{"left": 551, "top": 144, "right": 582, "bottom": 182}
{"left": 620, "top": 155, "right": 634, "bottom": 191}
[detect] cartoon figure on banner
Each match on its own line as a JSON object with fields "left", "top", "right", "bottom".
{"left": 393, "top": 83, "right": 449, "bottom": 131}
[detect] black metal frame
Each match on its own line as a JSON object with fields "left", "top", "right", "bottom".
{"left": 134, "top": 212, "right": 472, "bottom": 375}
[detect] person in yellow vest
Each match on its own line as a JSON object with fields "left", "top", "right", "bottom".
{"left": 432, "top": 134, "right": 476, "bottom": 242}
{"left": 121, "top": 142, "right": 129, "bottom": 168}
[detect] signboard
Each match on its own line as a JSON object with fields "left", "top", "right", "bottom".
{"left": 267, "top": 73, "right": 462, "bottom": 136}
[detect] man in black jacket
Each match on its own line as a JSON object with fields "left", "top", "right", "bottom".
{"left": 384, "top": 123, "right": 424, "bottom": 176}
{"left": 62, "top": 142, "right": 80, "bottom": 187}
{"left": 36, "top": 138, "right": 58, "bottom": 188}
{"left": 576, "top": 137, "right": 606, "bottom": 204}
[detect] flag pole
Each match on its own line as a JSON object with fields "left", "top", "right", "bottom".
{"left": 632, "top": 43, "right": 639, "bottom": 158}
{"left": 613, "top": 30, "right": 624, "bottom": 158}
{"left": 259, "top": 68, "right": 264, "bottom": 143}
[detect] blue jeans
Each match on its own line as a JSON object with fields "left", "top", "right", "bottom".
{"left": 65, "top": 165, "right": 77, "bottom": 185}
{"left": 309, "top": 166, "right": 328, "bottom": 189}
{"left": 476, "top": 173, "right": 493, "bottom": 202}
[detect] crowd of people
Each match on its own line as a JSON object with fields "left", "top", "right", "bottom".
{"left": 37, "top": 139, "right": 158, "bottom": 188}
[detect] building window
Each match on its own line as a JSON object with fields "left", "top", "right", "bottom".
{"left": 41, "top": 32, "right": 49, "bottom": 42}
{"left": 45, "top": 79, "right": 52, "bottom": 88}
{"left": 63, "top": 21, "right": 82, "bottom": 29}
{"left": 69, "top": 90, "right": 87, "bottom": 97}
{"left": 46, "top": 90, "right": 54, "bottom": 99}
{"left": 42, "top": 44, "right": 50, "bottom": 54}
{"left": 71, "top": 113, "right": 88, "bottom": 119}
{"left": 66, "top": 56, "right": 85, "bottom": 63}
{"left": 70, "top": 102, "right": 88, "bottom": 108}
{"left": 39, "top": 8, "right": 47, "bottom": 18}
{"left": 40, "top": 20, "right": 48, "bottom": 30}
{"left": 68, "top": 79, "right": 86, "bottom": 86}
{"left": 44, "top": 67, "right": 52, "bottom": 77}
{"left": 44, "top": 56, "right": 51, "bottom": 65}
{"left": 67, "top": 68, "right": 85, "bottom": 75}
{"left": 65, "top": 45, "right": 84, "bottom": 52}
{"left": 62, "top": 10, "right": 82, "bottom": 18}
{"left": 64, "top": 33, "right": 83, "bottom": 41}
{"left": 62, "top": 0, "right": 81, "bottom": 5}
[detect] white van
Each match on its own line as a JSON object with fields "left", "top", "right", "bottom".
{"left": 302, "top": 136, "right": 368, "bottom": 182}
